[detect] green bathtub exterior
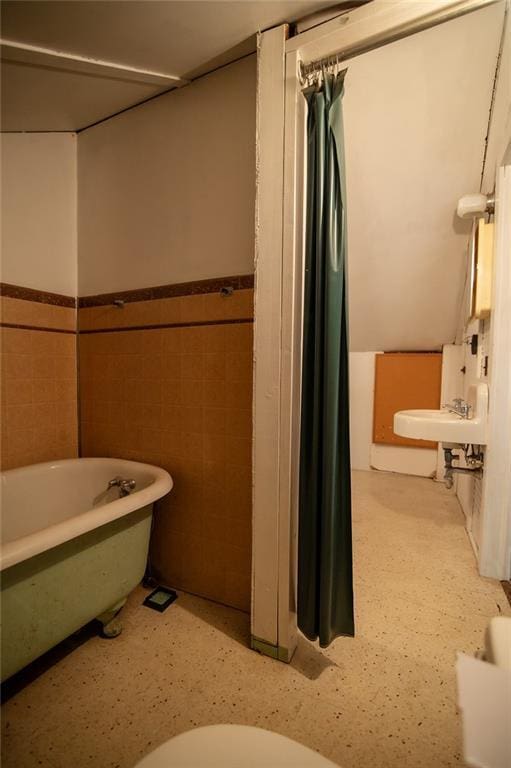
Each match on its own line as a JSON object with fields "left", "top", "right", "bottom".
{"left": 1, "top": 505, "right": 152, "bottom": 682}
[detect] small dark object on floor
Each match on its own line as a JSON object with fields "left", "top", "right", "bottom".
{"left": 143, "top": 587, "right": 178, "bottom": 612}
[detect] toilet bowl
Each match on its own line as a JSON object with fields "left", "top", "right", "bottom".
{"left": 135, "top": 724, "right": 340, "bottom": 767}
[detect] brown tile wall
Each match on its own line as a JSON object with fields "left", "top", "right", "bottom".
{"left": 1, "top": 295, "right": 76, "bottom": 332}
{"left": 78, "top": 288, "right": 253, "bottom": 612}
{"left": 0, "top": 297, "right": 78, "bottom": 470}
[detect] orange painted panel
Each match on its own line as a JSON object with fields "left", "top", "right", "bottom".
{"left": 373, "top": 353, "right": 442, "bottom": 449}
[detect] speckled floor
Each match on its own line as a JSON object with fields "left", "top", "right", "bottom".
{"left": 2, "top": 471, "right": 509, "bottom": 768}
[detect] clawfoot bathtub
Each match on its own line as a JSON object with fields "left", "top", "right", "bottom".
{"left": 1, "top": 458, "right": 172, "bottom": 682}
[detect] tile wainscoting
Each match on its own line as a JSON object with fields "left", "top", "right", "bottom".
{"left": 78, "top": 276, "right": 254, "bottom": 612}
{"left": 0, "top": 286, "right": 78, "bottom": 470}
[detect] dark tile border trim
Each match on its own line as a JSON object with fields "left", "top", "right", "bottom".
{"left": 0, "top": 275, "right": 254, "bottom": 310}
{"left": 78, "top": 274, "right": 254, "bottom": 308}
{"left": 79, "top": 318, "right": 254, "bottom": 334}
{"left": 0, "top": 322, "right": 76, "bottom": 335}
{"left": 0, "top": 283, "right": 76, "bottom": 308}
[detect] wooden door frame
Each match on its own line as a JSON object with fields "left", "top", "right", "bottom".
{"left": 479, "top": 159, "right": 511, "bottom": 580}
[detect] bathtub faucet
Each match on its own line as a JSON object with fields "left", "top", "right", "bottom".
{"left": 108, "top": 476, "right": 136, "bottom": 497}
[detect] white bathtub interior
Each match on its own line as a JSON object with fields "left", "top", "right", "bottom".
{"left": 1, "top": 458, "right": 172, "bottom": 571}
{"left": 2, "top": 459, "right": 157, "bottom": 545}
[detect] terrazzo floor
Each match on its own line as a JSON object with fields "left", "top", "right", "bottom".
{"left": 2, "top": 470, "right": 509, "bottom": 768}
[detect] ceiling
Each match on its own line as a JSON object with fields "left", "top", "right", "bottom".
{"left": 1, "top": 0, "right": 350, "bottom": 131}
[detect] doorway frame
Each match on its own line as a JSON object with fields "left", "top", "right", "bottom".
{"left": 251, "top": 0, "right": 505, "bottom": 661}
{"left": 479, "top": 158, "right": 511, "bottom": 580}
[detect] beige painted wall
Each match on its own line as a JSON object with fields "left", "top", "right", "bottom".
{"left": 349, "top": 352, "right": 375, "bottom": 471}
{"left": 437, "top": 2, "right": 510, "bottom": 561}
{"left": 482, "top": 2, "right": 511, "bottom": 192}
{"left": 77, "top": 55, "right": 256, "bottom": 296}
{"left": 451, "top": 4, "right": 510, "bottom": 549}
{"left": 1, "top": 132, "right": 77, "bottom": 296}
{"left": 343, "top": 3, "right": 504, "bottom": 352}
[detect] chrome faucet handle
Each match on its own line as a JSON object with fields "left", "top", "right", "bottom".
{"left": 442, "top": 399, "right": 472, "bottom": 418}
{"left": 120, "top": 478, "right": 136, "bottom": 493}
{"left": 442, "top": 397, "right": 463, "bottom": 410}
{"left": 108, "top": 477, "right": 136, "bottom": 496}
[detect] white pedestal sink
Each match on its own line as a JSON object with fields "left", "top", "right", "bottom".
{"left": 394, "top": 383, "right": 488, "bottom": 445}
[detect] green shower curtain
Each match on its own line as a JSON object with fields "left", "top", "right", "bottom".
{"left": 297, "top": 70, "right": 354, "bottom": 647}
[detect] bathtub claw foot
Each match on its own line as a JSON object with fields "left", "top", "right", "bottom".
{"left": 97, "top": 598, "right": 127, "bottom": 639}
{"left": 101, "top": 616, "right": 123, "bottom": 638}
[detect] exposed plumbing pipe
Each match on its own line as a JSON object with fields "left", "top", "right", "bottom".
{"left": 443, "top": 447, "right": 483, "bottom": 490}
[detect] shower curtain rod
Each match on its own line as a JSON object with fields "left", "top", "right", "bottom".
{"left": 299, "top": 55, "right": 347, "bottom": 85}
{"left": 298, "top": 0, "right": 499, "bottom": 86}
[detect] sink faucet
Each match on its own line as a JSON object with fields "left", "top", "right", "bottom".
{"left": 443, "top": 397, "right": 472, "bottom": 419}
{"left": 108, "top": 476, "right": 136, "bottom": 497}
